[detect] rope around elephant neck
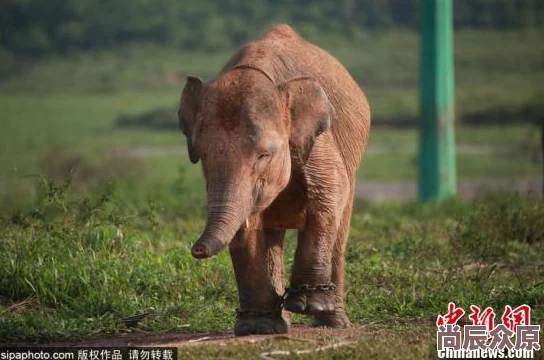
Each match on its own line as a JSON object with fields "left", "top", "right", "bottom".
{"left": 229, "top": 64, "right": 277, "bottom": 85}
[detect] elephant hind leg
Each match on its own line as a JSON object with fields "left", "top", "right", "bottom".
{"left": 312, "top": 190, "right": 354, "bottom": 328}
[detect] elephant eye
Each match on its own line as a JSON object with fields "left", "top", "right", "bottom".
{"left": 257, "top": 152, "right": 270, "bottom": 160}
{"left": 253, "top": 152, "right": 271, "bottom": 171}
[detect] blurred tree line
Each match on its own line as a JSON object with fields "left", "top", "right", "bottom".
{"left": 1, "top": 0, "right": 543, "bottom": 57}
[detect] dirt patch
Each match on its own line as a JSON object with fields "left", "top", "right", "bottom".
{"left": 357, "top": 176, "right": 542, "bottom": 202}
{"left": 0, "top": 326, "right": 368, "bottom": 349}
{"left": 117, "top": 145, "right": 543, "bottom": 202}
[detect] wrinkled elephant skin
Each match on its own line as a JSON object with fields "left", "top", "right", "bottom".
{"left": 178, "top": 24, "right": 370, "bottom": 336}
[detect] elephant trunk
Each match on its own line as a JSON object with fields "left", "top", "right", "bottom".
{"left": 191, "top": 181, "right": 250, "bottom": 259}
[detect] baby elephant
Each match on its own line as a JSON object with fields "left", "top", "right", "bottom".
{"left": 178, "top": 24, "right": 370, "bottom": 336}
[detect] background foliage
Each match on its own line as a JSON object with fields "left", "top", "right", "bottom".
{"left": 2, "top": 0, "right": 544, "bottom": 56}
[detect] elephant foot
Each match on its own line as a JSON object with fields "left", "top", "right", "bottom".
{"left": 312, "top": 310, "right": 351, "bottom": 328}
{"left": 283, "top": 289, "right": 336, "bottom": 314}
{"left": 235, "top": 314, "right": 290, "bottom": 336}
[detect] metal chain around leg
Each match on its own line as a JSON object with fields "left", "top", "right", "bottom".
{"left": 284, "top": 283, "right": 337, "bottom": 296}
{"left": 235, "top": 294, "right": 285, "bottom": 318}
{"left": 236, "top": 284, "right": 337, "bottom": 318}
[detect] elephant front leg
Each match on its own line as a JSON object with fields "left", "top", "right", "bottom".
{"left": 284, "top": 214, "right": 338, "bottom": 315}
{"left": 229, "top": 227, "right": 289, "bottom": 336}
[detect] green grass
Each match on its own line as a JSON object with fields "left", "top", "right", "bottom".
{"left": 1, "top": 29, "right": 543, "bottom": 124}
{"left": 1, "top": 91, "right": 541, "bottom": 186}
{"left": 0, "top": 28, "right": 541, "bottom": 186}
{"left": 0, "top": 92, "right": 179, "bottom": 177}
{"left": 0, "top": 180, "right": 542, "bottom": 352}
{"left": 358, "top": 150, "right": 541, "bottom": 181}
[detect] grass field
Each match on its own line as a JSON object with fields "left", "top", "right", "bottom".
{"left": 1, "top": 29, "right": 543, "bottom": 123}
{"left": 1, "top": 184, "right": 543, "bottom": 356}
{"left": 1, "top": 28, "right": 542, "bottom": 188}
{"left": 0, "top": 28, "right": 543, "bottom": 358}
{"left": 1, "top": 92, "right": 541, "bottom": 191}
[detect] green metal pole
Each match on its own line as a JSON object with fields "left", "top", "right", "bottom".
{"left": 418, "top": 0, "right": 457, "bottom": 202}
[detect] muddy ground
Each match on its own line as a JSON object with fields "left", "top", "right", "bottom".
{"left": 0, "top": 326, "right": 368, "bottom": 348}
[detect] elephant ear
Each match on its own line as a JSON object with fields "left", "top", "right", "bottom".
{"left": 279, "top": 77, "right": 336, "bottom": 164}
{"left": 179, "top": 76, "right": 203, "bottom": 164}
